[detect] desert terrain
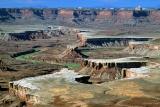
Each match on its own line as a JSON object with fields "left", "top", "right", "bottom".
{"left": 0, "top": 8, "right": 160, "bottom": 107}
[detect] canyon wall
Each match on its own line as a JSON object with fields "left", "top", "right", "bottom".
{"left": 79, "top": 58, "right": 147, "bottom": 83}
{"left": 0, "top": 27, "right": 79, "bottom": 41}
{"left": 125, "top": 42, "right": 160, "bottom": 57}
{"left": 9, "top": 83, "right": 39, "bottom": 104}
{"left": 0, "top": 8, "right": 160, "bottom": 26}
{"left": 77, "top": 36, "right": 152, "bottom": 47}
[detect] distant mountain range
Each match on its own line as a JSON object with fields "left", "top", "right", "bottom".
{"left": 0, "top": 8, "right": 160, "bottom": 26}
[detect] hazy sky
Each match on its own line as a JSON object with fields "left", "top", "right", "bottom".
{"left": 0, "top": 0, "right": 160, "bottom": 8}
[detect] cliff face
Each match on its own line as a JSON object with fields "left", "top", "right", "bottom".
{"left": 96, "top": 10, "right": 112, "bottom": 21}
{"left": 0, "top": 8, "right": 160, "bottom": 25}
{"left": 0, "top": 27, "right": 80, "bottom": 41}
{"left": 79, "top": 58, "right": 147, "bottom": 83}
{"left": 150, "top": 11, "right": 160, "bottom": 23}
{"left": 125, "top": 42, "right": 160, "bottom": 58}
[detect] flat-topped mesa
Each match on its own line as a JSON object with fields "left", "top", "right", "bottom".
{"left": 58, "top": 9, "right": 74, "bottom": 21}
{"left": 42, "top": 9, "right": 58, "bottom": 19}
{"left": 150, "top": 11, "right": 160, "bottom": 23}
{"left": 82, "top": 57, "right": 147, "bottom": 69}
{"left": 117, "top": 10, "right": 133, "bottom": 19}
{"left": 129, "top": 41, "right": 160, "bottom": 51}
{"left": 1, "top": 8, "right": 160, "bottom": 25}
{"left": 73, "top": 9, "right": 98, "bottom": 23}
{"left": 77, "top": 32, "right": 152, "bottom": 47}
{"left": 116, "top": 10, "right": 133, "bottom": 23}
{"left": 96, "top": 10, "right": 112, "bottom": 21}
{"left": 9, "top": 68, "right": 84, "bottom": 105}
{"left": 79, "top": 57, "right": 147, "bottom": 83}
{"left": 126, "top": 41, "right": 160, "bottom": 57}
{"left": 20, "top": 9, "right": 34, "bottom": 19}
{"left": 128, "top": 41, "right": 149, "bottom": 49}
{"left": 0, "top": 27, "right": 80, "bottom": 41}
{"left": 9, "top": 82, "right": 39, "bottom": 104}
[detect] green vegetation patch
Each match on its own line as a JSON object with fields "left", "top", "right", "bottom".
{"left": 64, "top": 63, "right": 80, "bottom": 69}
{"left": 151, "top": 38, "right": 160, "bottom": 45}
{"left": 15, "top": 49, "right": 41, "bottom": 64}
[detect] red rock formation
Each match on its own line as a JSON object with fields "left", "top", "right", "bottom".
{"left": 20, "top": 9, "right": 33, "bottom": 19}
{"left": 150, "top": 11, "right": 160, "bottom": 23}
{"left": 116, "top": 10, "right": 133, "bottom": 24}
{"left": 58, "top": 9, "right": 73, "bottom": 18}
{"left": 117, "top": 11, "right": 133, "bottom": 20}
{"left": 9, "top": 83, "right": 39, "bottom": 104}
{"left": 79, "top": 59, "right": 147, "bottom": 83}
{"left": 96, "top": 10, "right": 112, "bottom": 20}
{"left": 1, "top": 8, "right": 160, "bottom": 25}
{"left": 128, "top": 42, "right": 160, "bottom": 51}
{"left": 62, "top": 49, "right": 82, "bottom": 59}
{"left": 77, "top": 33, "right": 87, "bottom": 46}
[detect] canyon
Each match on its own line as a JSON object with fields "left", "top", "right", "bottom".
{"left": 0, "top": 7, "right": 160, "bottom": 107}
{"left": 0, "top": 27, "right": 159, "bottom": 107}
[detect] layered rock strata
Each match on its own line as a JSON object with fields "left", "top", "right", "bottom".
{"left": 125, "top": 41, "right": 160, "bottom": 57}
{"left": 79, "top": 57, "right": 147, "bottom": 83}
{"left": 0, "top": 8, "right": 160, "bottom": 25}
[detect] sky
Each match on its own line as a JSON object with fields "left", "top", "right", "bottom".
{"left": 0, "top": 0, "right": 160, "bottom": 8}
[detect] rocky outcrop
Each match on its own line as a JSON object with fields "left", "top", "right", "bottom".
{"left": 73, "top": 9, "right": 98, "bottom": 24}
{"left": 0, "top": 8, "right": 58, "bottom": 22}
{"left": 96, "top": 10, "right": 112, "bottom": 21}
{"left": 125, "top": 41, "right": 160, "bottom": 57}
{"left": 7, "top": 30, "right": 50, "bottom": 41}
{"left": 59, "top": 44, "right": 88, "bottom": 59}
{"left": 0, "top": 27, "right": 79, "bottom": 41}
{"left": 79, "top": 57, "right": 147, "bottom": 83}
{"left": 20, "top": 9, "right": 34, "bottom": 19}
{"left": 8, "top": 68, "right": 86, "bottom": 105}
{"left": 0, "top": 95, "right": 26, "bottom": 107}
{"left": 116, "top": 10, "right": 133, "bottom": 24}
{"left": 58, "top": 9, "right": 74, "bottom": 20}
{"left": 59, "top": 47, "right": 82, "bottom": 59}
{"left": 77, "top": 33, "right": 152, "bottom": 47}
{"left": 150, "top": 11, "right": 160, "bottom": 23}
{"left": 0, "top": 59, "right": 9, "bottom": 72}
{"left": 0, "top": 8, "right": 160, "bottom": 25}
{"left": 9, "top": 82, "right": 39, "bottom": 105}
